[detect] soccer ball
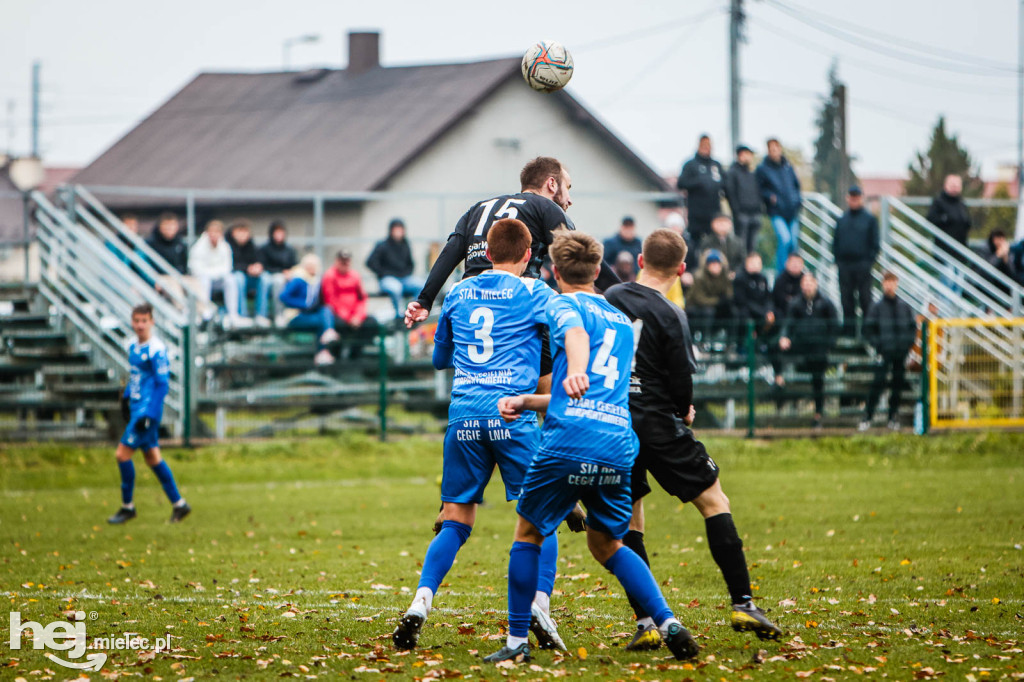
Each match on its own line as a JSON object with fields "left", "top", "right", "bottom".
{"left": 521, "top": 40, "right": 574, "bottom": 93}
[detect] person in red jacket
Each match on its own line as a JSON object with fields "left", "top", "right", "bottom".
{"left": 321, "top": 250, "right": 378, "bottom": 358}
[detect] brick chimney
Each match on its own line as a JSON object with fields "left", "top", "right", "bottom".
{"left": 347, "top": 31, "right": 380, "bottom": 75}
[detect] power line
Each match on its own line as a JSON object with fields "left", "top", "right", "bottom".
{"left": 573, "top": 3, "right": 726, "bottom": 53}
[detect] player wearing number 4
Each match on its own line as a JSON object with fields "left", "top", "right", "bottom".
{"left": 392, "top": 219, "right": 567, "bottom": 652}
{"left": 604, "top": 229, "right": 781, "bottom": 649}
{"left": 107, "top": 304, "right": 191, "bottom": 525}
{"left": 486, "top": 231, "right": 700, "bottom": 664}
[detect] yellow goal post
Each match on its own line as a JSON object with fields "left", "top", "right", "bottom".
{"left": 927, "top": 317, "right": 1024, "bottom": 429}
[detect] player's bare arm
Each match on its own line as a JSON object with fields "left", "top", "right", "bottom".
{"left": 562, "top": 327, "right": 591, "bottom": 399}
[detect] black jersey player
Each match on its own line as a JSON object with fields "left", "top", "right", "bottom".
{"left": 604, "top": 229, "right": 782, "bottom": 650}
{"left": 404, "top": 156, "right": 618, "bottom": 330}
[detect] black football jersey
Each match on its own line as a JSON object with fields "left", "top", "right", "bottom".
{"left": 605, "top": 282, "right": 698, "bottom": 442}
{"left": 416, "top": 192, "right": 577, "bottom": 310}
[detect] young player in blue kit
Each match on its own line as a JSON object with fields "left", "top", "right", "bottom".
{"left": 107, "top": 304, "right": 191, "bottom": 525}
{"left": 392, "top": 219, "right": 566, "bottom": 651}
{"left": 487, "top": 232, "right": 700, "bottom": 663}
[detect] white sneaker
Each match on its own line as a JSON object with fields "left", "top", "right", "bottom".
{"left": 313, "top": 349, "right": 335, "bottom": 366}
{"left": 255, "top": 316, "right": 271, "bottom": 328}
{"left": 233, "top": 316, "right": 253, "bottom": 329}
{"left": 320, "top": 328, "right": 341, "bottom": 345}
{"left": 529, "top": 603, "right": 566, "bottom": 651}
{"left": 858, "top": 420, "right": 871, "bottom": 432}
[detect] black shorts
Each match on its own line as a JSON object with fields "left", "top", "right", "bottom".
{"left": 540, "top": 327, "right": 552, "bottom": 378}
{"left": 630, "top": 430, "right": 720, "bottom": 504}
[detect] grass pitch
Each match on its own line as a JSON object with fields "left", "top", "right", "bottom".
{"left": 1, "top": 433, "right": 1022, "bottom": 680}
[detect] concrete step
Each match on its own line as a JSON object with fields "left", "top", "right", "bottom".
{"left": 50, "top": 381, "right": 123, "bottom": 395}
{"left": 7, "top": 346, "right": 90, "bottom": 361}
{"left": 2, "top": 329, "right": 69, "bottom": 345}
{"left": 42, "top": 364, "right": 114, "bottom": 379}
{"left": 0, "top": 312, "right": 51, "bottom": 329}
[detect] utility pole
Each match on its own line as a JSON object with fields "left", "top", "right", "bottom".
{"left": 729, "top": 0, "right": 745, "bottom": 152}
{"left": 836, "top": 82, "right": 850, "bottom": 196}
{"left": 31, "top": 60, "right": 40, "bottom": 158}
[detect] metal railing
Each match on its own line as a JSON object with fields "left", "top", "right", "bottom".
{"left": 32, "top": 191, "right": 193, "bottom": 435}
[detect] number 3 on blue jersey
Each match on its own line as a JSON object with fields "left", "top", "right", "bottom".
{"left": 469, "top": 307, "right": 494, "bottom": 363}
{"left": 591, "top": 328, "right": 620, "bottom": 388}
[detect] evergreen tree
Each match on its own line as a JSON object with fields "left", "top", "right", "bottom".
{"left": 812, "top": 62, "right": 856, "bottom": 204}
{"left": 904, "top": 117, "right": 983, "bottom": 198}
{"left": 983, "top": 182, "right": 1016, "bottom": 235}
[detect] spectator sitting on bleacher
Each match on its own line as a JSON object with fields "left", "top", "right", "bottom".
{"left": 732, "top": 252, "right": 774, "bottom": 347}
{"left": 984, "top": 229, "right": 1021, "bottom": 286}
{"left": 686, "top": 249, "right": 734, "bottom": 348}
{"left": 147, "top": 212, "right": 189, "bottom": 275}
{"left": 367, "top": 218, "right": 424, "bottom": 318}
{"left": 603, "top": 216, "right": 642, "bottom": 267}
{"left": 258, "top": 220, "right": 299, "bottom": 308}
{"left": 613, "top": 251, "right": 637, "bottom": 283}
{"left": 778, "top": 271, "right": 839, "bottom": 429}
{"left": 189, "top": 220, "right": 242, "bottom": 328}
{"left": 279, "top": 254, "right": 339, "bottom": 366}
{"left": 860, "top": 271, "right": 917, "bottom": 432}
{"left": 772, "top": 252, "right": 804, "bottom": 318}
{"left": 322, "top": 250, "right": 379, "bottom": 359}
{"left": 107, "top": 213, "right": 139, "bottom": 268}
{"left": 698, "top": 214, "right": 745, "bottom": 277}
{"left": 227, "top": 220, "right": 271, "bottom": 327}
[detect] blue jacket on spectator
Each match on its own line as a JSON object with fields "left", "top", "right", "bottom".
{"left": 756, "top": 156, "right": 802, "bottom": 222}
{"left": 279, "top": 276, "right": 321, "bottom": 312}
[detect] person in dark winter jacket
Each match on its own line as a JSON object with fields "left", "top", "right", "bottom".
{"left": 723, "top": 145, "right": 763, "bottom": 254}
{"left": 686, "top": 250, "right": 734, "bottom": 346}
{"left": 778, "top": 272, "right": 839, "bottom": 427}
{"left": 926, "top": 175, "right": 972, "bottom": 293}
{"left": 983, "top": 229, "right": 1021, "bottom": 287}
{"left": 603, "top": 216, "right": 643, "bottom": 267}
{"left": 147, "top": 213, "right": 189, "bottom": 275}
{"left": 772, "top": 252, "right": 805, "bottom": 318}
{"left": 227, "top": 220, "right": 271, "bottom": 325}
{"left": 860, "top": 272, "right": 917, "bottom": 431}
{"left": 831, "top": 186, "right": 879, "bottom": 334}
{"left": 698, "top": 214, "right": 746, "bottom": 276}
{"left": 756, "top": 139, "right": 803, "bottom": 274}
{"left": 732, "top": 252, "right": 774, "bottom": 345}
{"left": 258, "top": 220, "right": 299, "bottom": 314}
{"left": 366, "top": 218, "right": 424, "bottom": 316}
{"left": 676, "top": 135, "right": 724, "bottom": 242}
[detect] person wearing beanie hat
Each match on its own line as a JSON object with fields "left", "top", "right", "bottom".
{"left": 686, "top": 250, "right": 733, "bottom": 347}
{"left": 366, "top": 217, "right": 424, "bottom": 317}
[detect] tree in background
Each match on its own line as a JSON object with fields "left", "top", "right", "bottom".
{"left": 983, "top": 182, "right": 1016, "bottom": 236}
{"left": 904, "top": 116, "right": 983, "bottom": 198}
{"left": 813, "top": 62, "right": 857, "bottom": 204}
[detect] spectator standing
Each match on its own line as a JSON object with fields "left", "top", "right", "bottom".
{"left": 756, "top": 139, "right": 803, "bottom": 274}
{"left": 686, "top": 250, "right": 733, "bottom": 346}
{"left": 676, "top": 135, "right": 724, "bottom": 242}
{"left": 227, "top": 220, "right": 272, "bottom": 327}
{"left": 778, "top": 272, "right": 839, "bottom": 428}
{"left": 367, "top": 218, "right": 424, "bottom": 317}
{"left": 698, "top": 214, "right": 746, "bottom": 276}
{"left": 723, "top": 145, "right": 763, "bottom": 254}
{"left": 279, "top": 254, "right": 339, "bottom": 366}
{"left": 603, "top": 216, "right": 643, "bottom": 267}
{"left": 258, "top": 220, "right": 299, "bottom": 309}
{"left": 662, "top": 212, "right": 688, "bottom": 308}
{"left": 732, "top": 252, "right": 774, "bottom": 347}
{"left": 926, "top": 175, "right": 972, "bottom": 293}
{"left": 860, "top": 272, "right": 917, "bottom": 431}
{"left": 322, "top": 250, "right": 379, "bottom": 358}
{"left": 831, "top": 186, "right": 879, "bottom": 335}
{"left": 188, "top": 220, "right": 241, "bottom": 327}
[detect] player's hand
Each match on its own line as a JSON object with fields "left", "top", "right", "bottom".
{"left": 684, "top": 405, "right": 696, "bottom": 426}
{"left": 497, "top": 396, "right": 525, "bottom": 422}
{"left": 765, "top": 311, "right": 775, "bottom": 325}
{"left": 120, "top": 396, "right": 131, "bottom": 422}
{"left": 134, "top": 417, "right": 153, "bottom": 432}
{"left": 564, "top": 503, "right": 587, "bottom": 532}
{"left": 404, "top": 301, "right": 429, "bottom": 328}
{"left": 779, "top": 337, "right": 792, "bottom": 351}
{"left": 563, "top": 373, "right": 589, "bottom": 399}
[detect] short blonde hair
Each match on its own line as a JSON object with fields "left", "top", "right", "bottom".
{"left": 550, "top": 231, "right": 602, "bottom": 285}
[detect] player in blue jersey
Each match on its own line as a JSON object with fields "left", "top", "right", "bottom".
{"left": 107, "top": 304, "right": 191, "bottom": 524}
{"left": 392, "top": 219, "right": 567, "bottom": 652}
{"left": 485, "top": 231, "right": 700, "bottom": 664}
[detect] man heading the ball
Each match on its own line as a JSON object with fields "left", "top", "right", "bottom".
{"left": 486, "top": 231, "right": 700, "bottom": 664}
{"left": 392, "top": 219, "right": 566, "bottom": 652}
{"left": 604, "top": 229, "right": 781, "bottom": 649}
{"left": 107, "top": 303, "right": 191, "bottom": 525}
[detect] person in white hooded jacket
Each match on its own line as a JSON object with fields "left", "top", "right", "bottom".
{"left": 189, "top": 220, "right": 241, "bottom": 327}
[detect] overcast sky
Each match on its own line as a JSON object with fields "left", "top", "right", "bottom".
{"left": 2, "top": 0, "right": 1021, "bottom": 180}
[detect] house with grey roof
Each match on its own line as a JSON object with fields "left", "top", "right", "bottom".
{"left": 73, "top": 31, "right": 672, "bottom": 282}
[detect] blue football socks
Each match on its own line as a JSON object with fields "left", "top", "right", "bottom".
{"left": 417, "top": 520, "right": 472, "bottom": 592}
{"left": 149, "top": 461, "right": 182, "bottom": 504}
{"left": 508, "top": 541, "right": 542, "bottom": 638}
{"left": 537, "top": 531, "right": 558, "bottom": 597}
{"left": 118, "top": 460, "right": 135, "bottom": 506}
{"left": 604, "top": 546, "right": 673, "bottom": 626}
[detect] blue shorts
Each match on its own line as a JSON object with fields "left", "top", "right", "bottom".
{"left": 516, "top": 451, "right": 633, "bottom": 539}
{"left": 441, "top": 416, "right": 539, "bottom": 504}
{"left": 120, "top": 417, "right": 160, "bottom": 451}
